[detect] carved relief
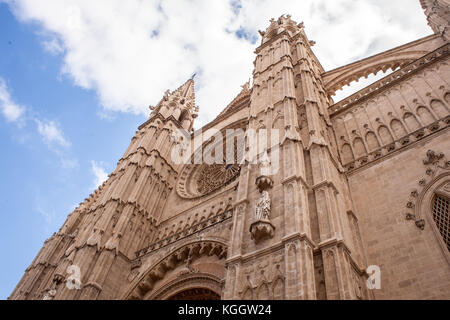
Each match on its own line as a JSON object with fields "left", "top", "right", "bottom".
{"left": 443, "top": 182, "right": 450, "bottom": 193}
{"left": 405, "top": 150, "right": 450, "bottom": 230}
{"left": 126, "top": 240, "right": 228, "bottom": 299}
{"left": 238, "top": 252, "right": 285, "bottom": 300}
{"left": 139, "top": 207, "right": 233, "bottom": 257}
{"left": 250, "top": 176, "right": 276, "bottom": 243}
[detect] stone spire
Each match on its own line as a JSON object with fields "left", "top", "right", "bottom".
{"left": 9, "top": 80, "right": 186, "bottom": 300}
{"left": 150, "top": 78, "right": 198, "bottom": 131}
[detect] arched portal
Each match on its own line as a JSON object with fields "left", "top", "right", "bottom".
{"left": 147, "top": 273, "right": 224, "bottom": 300}
{"left": 123, "top": 240, "right": 227, "bottom": 300}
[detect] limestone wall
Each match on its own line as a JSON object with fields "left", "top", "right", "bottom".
{"left": 348, "top": 124, "right": 450, "bottom": 299}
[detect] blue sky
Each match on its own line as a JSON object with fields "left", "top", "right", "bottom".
{"left": 0, "top": 3, "right": 145, "bottom": 299}
{"left": 0, "top": 0, "right": 431, "bottom": 299}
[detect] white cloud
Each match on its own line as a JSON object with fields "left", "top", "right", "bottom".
{"left": 43, "top": 38, "right": 64, "bottom": 55}
{"left": 4, "top": 0, "right": 432, "bottom": 126}
{"left": 36, "top": 119, "right": 71, "bottom": 147}
{"left": 91, "top": 161, "right": 108, "bottom": 188}
{"left": 0, "top": 78, "right": 25, "bottom": 123}
{"left": 0, "top": 75, "right": 76, "bottom": 169}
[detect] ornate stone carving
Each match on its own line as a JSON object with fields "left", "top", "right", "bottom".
{"left": 415, "top": 219, "right": 426, "bottom": 230}
{"left": 126, "top": 240, "right": 228, "bottom": 299}
{"left": 250, "top": 221, "right": 276, "bottom": 243}
{"left": 423, "top": 149, "right": 444, "bottom": 165}
{"left": 405, "top": 150, "right": 449, "bottom": 230}
{"left": 238, "top": 252, "right": 285, "bottom": 299}
{"left": 255, "top": 175, "right": 274, "bottom": 192}
{"left": 176, "top": 254, "right": 198, "bottom": 277}
{"left": 176, "top": 123, "right": 245, "bottom": 199}
{"left": 196, "top": 164, "right": 240, "bottom": 195}
{"left": 250, "top": 176, "right": 275, "bottom": 243}
{"left": 255, "top": 190, "right": 271, "bottom": 221}
{"left": 443, "top": 182, "right": 450, "bottom": 193}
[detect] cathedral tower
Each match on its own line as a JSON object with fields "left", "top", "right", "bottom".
{"left": 223, "top": 15, "right": 370, "bottom": 300}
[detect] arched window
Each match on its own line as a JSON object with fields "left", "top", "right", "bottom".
{"left": 432, "top": 194, "right": 450, "bottom": 251}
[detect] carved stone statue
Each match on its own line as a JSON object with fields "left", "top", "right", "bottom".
{"left": 251, "top": 176, "right": 275, "bottom": 243}
{"left": 255, "top": 190, "right": 271, "bottom": 221}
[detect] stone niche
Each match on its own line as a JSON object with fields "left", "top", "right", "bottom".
{"left": 250, "top": 175, "right": 275, "bottom": 243}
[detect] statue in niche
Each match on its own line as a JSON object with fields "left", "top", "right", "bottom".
{"left": 255, "top": 190, "right": 271, "bottom": 221}
{"left": 250, "top": 175, "right": 275, "bottom": 243}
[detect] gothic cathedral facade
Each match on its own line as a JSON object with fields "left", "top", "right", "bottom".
{"left": 10, "top": 0, "right": 450, "bottom": 300}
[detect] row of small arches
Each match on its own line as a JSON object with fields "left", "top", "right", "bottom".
{"left": 153, "top": 203, "right": 233, "bottom": 243}
{"left": 241, "top": 278, "right": 285, "bottom": 300}
{"left": 341, "top": 98, "right": 449, "bottom": 164}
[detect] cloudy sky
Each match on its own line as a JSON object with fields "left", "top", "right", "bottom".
{"left": 0, "top": 0, "right": 431, "bottom": 299}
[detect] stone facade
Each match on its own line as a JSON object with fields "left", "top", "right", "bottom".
{"left": 9, "top": 2, "right": 450, "bottom": 300}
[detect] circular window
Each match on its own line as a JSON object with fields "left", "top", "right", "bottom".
{"left": 176, "top": 162, "right": 241, "bottom": 199}
{"left": 196, "top": 163, "right": 241, "bottom": 195}
{"left": 176, "top": 124, "right": 245, "bottom": 199}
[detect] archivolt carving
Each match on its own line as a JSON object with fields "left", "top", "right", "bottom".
{"left": 147, "top": 273, "right": 222, "bottom": 300}
{"left": 124, "top": 239, "right": 228, "bottom": 300}
{"left": 405, "top": 150, "right": 450, "bottom": 232}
